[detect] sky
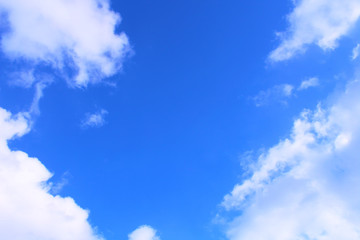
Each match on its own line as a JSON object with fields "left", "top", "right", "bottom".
{"left": 0, "top": 0, "right": 360, "bottom": 240}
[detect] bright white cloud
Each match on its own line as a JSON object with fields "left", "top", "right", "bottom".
{"left": 0, "top": 0, "right": 130, "bottom": 86}
{"left": 128, "top": 225, "right": 160, "bottom": 240}
{"left": 81, "top": 109, "right": 108, "bottom": 128}
{"left": 222, "top": 80, "right": 360, "bottom": 239}
{"left": 298, "top": 77, "right": 319, "bottom": 90}
{"left": 0, "top": 107, "right": 103, "bottom": 240}
{"left": 253, "top": 84, "right": 294, "bottom": 106}
{"left": 269, "top": 0, "right": 360, "bottom": 61}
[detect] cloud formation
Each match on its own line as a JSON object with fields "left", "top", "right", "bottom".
{"left": 128, "top": 225, "right": 160, "bottom": 240}
{"left": 254, "top": 77, "right": 320, "bottom": 107}
{"left": 298, "top": 77, "right": 319, "bottom": 90}
{"left": 0, "top": 1, "right": 157, "bottom": 240}
{"left": 0, "top": 107, "right": 103, "bottom": 240}
{"left": 222, "top": 80, "right": 360, "bottom": 239}
{"left": 253, "top": 84, "right": 294, "bottom": 107}
{"left": 352, "top": 43, "right": 360, "bottom": 60}
{"left": 269, "top": 0, "right": 360, "bottom": 61}
{"left": 0, "top": 0, "right": 130, "bottom": 86}
{"left": 81, "top": 109, "right": 108, "bottom": 128}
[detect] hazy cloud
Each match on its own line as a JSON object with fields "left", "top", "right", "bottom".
{"left": 253, "top": 84, "right": 294, "bottom": 107}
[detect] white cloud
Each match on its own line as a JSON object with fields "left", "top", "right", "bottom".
{"left": 128, "top": 225, "right": 160, "bottom": 240}
{"left": 0, "top": 0, "right": 130, "bottom": 87}
{"left": 222, "top": 80, "right": 360, "bottom": 239}
{"left": 298, "top": 77, "right": 319, "bottom": 90}
{"left": 81, "top": 109, "right": 108, "bottom": 128}
{"left": 269, "top": 0, "right": 360, "bottom": 61}
{"left": 352, "top": 43, "right": 360, "bottom": 60}
{"left": 0, "top": 107, "right": 103, "bottom": 240}
{"left": 253, "top": 84, "right": 294, "bottom": 107}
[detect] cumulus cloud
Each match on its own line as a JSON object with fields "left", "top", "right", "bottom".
{"left": 128, "top": 225, "right": 160, "bottom": 240}
{"left": 298, "top": 77, "right": 319, "bottom": 90}
{"left": 0, "top": 0, "right": 130, "bottom": 86}
{"left": 0, "top": 107, "right": 103, "bottom": 240}
{"left": 222, "top": 80, "right": 360, "bottom": 239}
{"left": 269, "top": 0, "right": 360, "bottom": 61}
{"left": 253, "top": 84, "right": 294, "bottom": 106}
{"left": 81, "top": 109, "right": 108, "bottom": 128}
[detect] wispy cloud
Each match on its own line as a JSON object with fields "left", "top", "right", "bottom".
{"left": 50, "top": 171, "right": 71, "bottom": 195}
{"left": 81, "top": 109, "right": 108, "bottom": 128}
{"left": 222, "top": 80, "right": 360, "bottom": 239}
{"left": 28, "top": 79, "right": 53, "bottom": 116}
{"left": 0, "top": 0, "right": 130, "bottom": 87}
{"left": 298, "top": 77, "right": 319, "bottom": 90}
{"left": 128, "top": 226, "right": 160, "bottom": 240}
{"left": 10, "top": 70, "right": 37, "bottom": 88}
{"left": 254, "top": 78, "right": 320, "bottom": 107}
{"left": 253, "top": 84, "right": 294, "bottom": 107}
{"left": 269, "top": 0, "right": 360, "bottom": 62}
{"left": 352, "top": 43, "right": 360, "bottom": 60}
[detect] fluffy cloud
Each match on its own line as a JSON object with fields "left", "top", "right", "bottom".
{"left": 0, "top": 107, "right": 103, "bottom": 240}
{"left": 222, "top": 80, "right": 360, "bottom": 239}
{"left": 269, "top": 0, "right": 360, "bottom": 61}
{"left": 128, "top": 225, "right": 160, "bottom": 240}
{"left": 0, "top": 0, "right": 130, "bottom": 86}
{"left": 81, "top": 109, "right": 108, "bottom": 128}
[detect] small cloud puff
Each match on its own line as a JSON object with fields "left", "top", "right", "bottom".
{"left": 81, "top": 109, "right": 108, "bottom": 128}
{"left": 298, "top": 77, "right": 319, "bottom": 90}
{"left": 128, "top": 225, "right": 160, "bottom": 240}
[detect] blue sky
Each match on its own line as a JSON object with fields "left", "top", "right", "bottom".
{"left": 1, "top": 0, "right": 360, "bottom": 240}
